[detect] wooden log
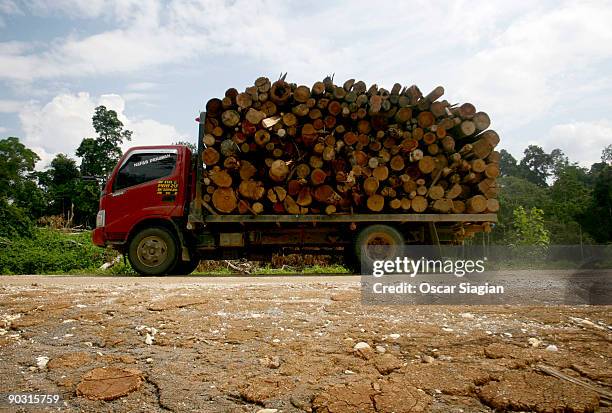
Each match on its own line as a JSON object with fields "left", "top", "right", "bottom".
{"left": 486, "top": 198, "right": 500, "bottom": 212}
{"left": 221, "top": 110, "right": 240, "bottom": 127}
{"left": 223, "top": 156, "right": 239, "bottom": 170}
{"left": 212, "top": 187, "right": 237, "bottom": 213}
{"left": 451, "top": 200, "right": 466, "bottom": 214}
{"left": 243, "top": 108, "right": 264, "bottom": 125}
{"left": 283, "top": 195, "right": 300, "bottom": 214}
{"left": 417, "top": 111, "right": 435, "bottom": 128}
{"left": 202, "top": 148, "right": 220, "bottom": 166}
{"left": 267, "top": 186, "right": 287, "bottom": 203}
{"left": 478, "top": 178, "right": 499, "bottom": 198}
{"left": 411, "top": 195, "right": 427, "bottom": 212}
{"left": 445, "top": 183, "right": 462, "bottom": 200}
{"left": 373, "top": 165, "right": 389, "bottom": 181}
{"left": 473, "top": 111, "right": 490, "bottom": 132}
{"left": 424, "top": 86, "right": 444, "bottom": 103}
{"left": 254, "top": 130, "right": 270, "bottom": 146}
{"left": 395, "top": 107, "right": 413, "bottom": 123}
{"left": 297, "top": 187, "right": 312, "bottom": 206}
{"left": 471, "top": 159, "right": 486, "bottom": 173}
{"left": 487, "top": 150, "right": 501, "bottom": 164}
{"left": 402, "top": 180, "right": 417, "bottom": 193}
{"left": 428, "top": 185, "right": 444, "bottom": 200}
{"left": 270, "top": 80, "right": 291, "bottom": 104}
{"left": 466, "top": 195, "right": 487, "bottom": 213}
{"left": 484, "top": 163, "right": 500, "bottom": 179}
{"left": 313, "top": 185, "right": 340, "bottom": 204}
{"left": 390, "top": 155, "right": 405, "bottom": 171}
{"left": 294, "top": 85, "right": 311, "bottom": 103}
{"left": 453, "top": 102, "right": 476, "bottom": 119}
{"left": 269, "top": 160, "right": 289, "bottom": 182}
{"left": 252, "top": 202, "right": 264, "bottom": 215}
{"left": 292, "top": 103, "right": 309, "bottom": 117}
{"left": 287, "top": 180, "right": 302, "bottom": 196}
{"left": 203, "top": 134, "right": 216, "bottom": 147}
{"left": 400, "top": 198, "right": 411, "bottom": 210}
{"left": 455, "top": 120, "right": 476, "bottom": 138}
{"left": 238, "top": 180, "right": 265, "bottom": 200}
{"left": 432, "top": 198, "right": 453, "bottom": 213}
{"left": 312, "top": 81, "right": 325, "bottom": 95}
{"left": 236, "top": 93, "right": 252, "bottom": 109}
{"left": 309, "top": 156, "right": 323, "bottom": 169}
{"left": 430, "top": 101, "right": 448, "bottom": 118}
{"left": 210, "top": 170, "right": 232, "bottom": 187}
{"left": 311, "top": 168, "right": 327, "bottom": 185}
{"left": 418, "top": 156, "right": 436, "bottom": 174}
{"left": 367, "top": 194, "right": 384, "bottom": 212}
{"left": 363, "top": 177, "right": 380, "bottom": 196}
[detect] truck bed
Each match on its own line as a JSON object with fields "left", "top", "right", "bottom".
{"left": 202, "top": 213, "right": 497, "bottom": 223}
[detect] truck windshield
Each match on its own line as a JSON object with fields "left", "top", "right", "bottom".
{"left": 113, "top": 152, "right": 177, "bottom": 192}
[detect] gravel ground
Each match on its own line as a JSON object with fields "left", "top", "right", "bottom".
{"left": 0, "top": 273, "right": 610, "bottom": 412}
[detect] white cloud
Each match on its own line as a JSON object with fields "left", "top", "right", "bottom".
{"left": 454, "top": 2, "right": 612, "bottom": 129}
{"left": 18, "top": 92, "right": 184, "bottom": 170}
{"left": 0, "top": 126, "right": 7, "bottom": 133}
{"left": 0, "top": 99, "right": 23, "bottom": 112}
{"left": 0, "top": 0, "right": 21, "bottom": 14}
{"left": 543, "top": 120, "right": 612, "bottom": 167}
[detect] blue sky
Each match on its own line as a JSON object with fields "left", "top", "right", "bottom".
{"left": 1, "top": 0, "right": 611, "bottom": 169}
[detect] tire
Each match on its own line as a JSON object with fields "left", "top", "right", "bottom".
{"left": 354, "top": 225, "right": 405, "bottom": 274}
{"left": 128, "top": 227, "right": 179, "bottom": 276}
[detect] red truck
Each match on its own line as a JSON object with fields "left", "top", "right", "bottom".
{"left": 92, "top": 112, "right": 497, "bottom": 275}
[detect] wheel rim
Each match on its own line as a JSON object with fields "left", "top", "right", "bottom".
{"left": 136, "top": 235, "right": 168, "bottom": 268}
{"left": 364, "top": 232, "right": 398, "bottom": 261}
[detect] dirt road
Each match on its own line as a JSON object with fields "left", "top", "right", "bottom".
{"left": 0, "top": 274, "right": 610, "bottom": 412}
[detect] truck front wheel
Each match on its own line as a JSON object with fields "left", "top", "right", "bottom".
{"left": 128, "top": 227, "right": 178, "bottom": 276}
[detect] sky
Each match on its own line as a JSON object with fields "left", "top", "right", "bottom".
{"left": 0, "top": 0, "right": 611, "bottom": 170}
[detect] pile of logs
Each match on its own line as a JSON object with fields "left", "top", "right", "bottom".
{"left": 200, "top": 75, "right": 500, "bottom": 215}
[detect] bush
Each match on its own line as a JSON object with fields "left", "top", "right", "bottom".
{"left": 0, "top": 197, "right": 33, "bottom": 239}
{"left": 0, "top": 228, "right": 106, "bottom": 274}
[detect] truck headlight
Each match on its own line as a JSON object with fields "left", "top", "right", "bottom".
{"left": 96, "top": 210, "right": 105, "bottom": 228}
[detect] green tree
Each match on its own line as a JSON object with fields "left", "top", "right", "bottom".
{"left": 40, "top": 154, "right": 80, "bottom": 222}
{"left": 510, "top": 206, "right": 550, "bottom": 257}
{"left": 517, "top": 145, "right": 565, "bottom": 186}
{"left": 75, "top": 106, "right": 132, "bottom": 226}
{"left": 493, "top": 176, "right": 550, "bottom": 243}
{"left": 0, "top": 137, "right": 42, "bottom": 237}
{"left": 499, "top": 149, "right": 519, "bottom": 177}
{"left": 602, "top": 144, "right": 612, "bottom": 164}
{"left": 580, "top": 160, "right": 612, "bottom": 243}
{"left": 0, "top": 137, "right": 40, "bottom": 196}
{"left": 76, "top": 106, "right": 132, "bottom": 177}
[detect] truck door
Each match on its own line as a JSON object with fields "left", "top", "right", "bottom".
{"left": 103, "top": 149, "right": 182, "bottom": 241}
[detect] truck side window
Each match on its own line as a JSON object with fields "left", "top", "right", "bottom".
{"left": 113, "top": 153, "right": 177, "bottom": 191}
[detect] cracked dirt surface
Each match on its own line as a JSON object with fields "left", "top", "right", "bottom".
{"left": 0, "top": 275, "right": 610, "bottom": 412}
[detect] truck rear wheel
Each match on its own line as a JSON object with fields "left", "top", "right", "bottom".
{"left": 128, "top": 227, "right": 178, "bottom": 276}
{"left": 354, "top": 224, "right": 405, "bottom": 273}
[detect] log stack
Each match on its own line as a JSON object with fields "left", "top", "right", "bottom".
{"left": 200, "top": 75, "right": 500, "bottom": 215}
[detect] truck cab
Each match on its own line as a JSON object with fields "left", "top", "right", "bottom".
{"left": 92, "top": 145, "right": 196, "bottom": 274}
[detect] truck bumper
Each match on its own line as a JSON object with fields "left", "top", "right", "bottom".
{"left": 92, "top": 228, "right": 106, "bottom": 247}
